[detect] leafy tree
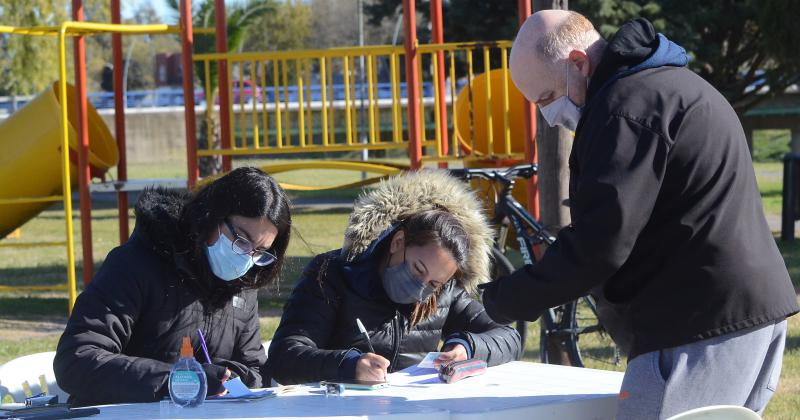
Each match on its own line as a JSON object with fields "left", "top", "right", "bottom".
{"left": 366, "top": 0, "right": 800, "bottom": 115}
{"left": 0, "top": 0, "right": 67, "bottom": 96}
{"left": 570, "top": 0, "right": 800, "bottom": 114}
{"left": 166, "top": 0, "right": 275, "bottom": 175}
{"left": 365, "top": 0, "right": 520, "bottom": 43}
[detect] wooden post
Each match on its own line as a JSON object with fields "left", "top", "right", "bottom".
{"left": 519, "top": 0, "right": 540, "bottom": 220}
{"left": 533, "top": 0, "right": 573, "bottom": 366}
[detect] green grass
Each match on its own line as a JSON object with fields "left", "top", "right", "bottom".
{"left": 0, "top": 160, "right": 798, "bottom": 418}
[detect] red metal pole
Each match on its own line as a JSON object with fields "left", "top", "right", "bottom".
{"left": 111, "top": 0, "right": 129, "bottom": 244}
{"left": 181, "top": 0, "right": 199, "bottom": 189}
{"left": 215, "top": 0, "right": 232, "bottom": 172}
{"left": 403, "top": 0, "right": 422, "bottom": 170}
{"left": 431, "top": 0, "right": 449, "bottom": 169}
{"left": 72, "top": 0, "right": 93, "bottom": 286}
{"left": 518, "top": 0, "right": 539, "bottom": 220}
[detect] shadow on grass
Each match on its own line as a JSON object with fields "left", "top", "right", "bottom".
{"left": 0, "top": 261, "right": 103, "bottom": 287}
{"left": 0, "top": 296, "right": 70, "bottom": 318}
{"left": 786, "top": 332, "right": 800, "bottom": 352}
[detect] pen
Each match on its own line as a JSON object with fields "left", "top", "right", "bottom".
{"left": 356, "top": 318, "right": 376, "bottom": 353}
{"left": 197, "top": 328, "right": 213, "bottom": 364}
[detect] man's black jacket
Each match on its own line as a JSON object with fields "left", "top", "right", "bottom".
{"left": 482, "top": 18, "right": 798, "bottom": 359}
{"left": 54, "top": 189, "right": 266, "bottom": 405}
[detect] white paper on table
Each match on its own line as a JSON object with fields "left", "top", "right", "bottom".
{"left": 223, "top": 377, "right": 252, "bottom": 397}
{"left": 417, "top": 352, "right": 442, "bottom": 368}
{"left": 388, "top": 365, "right": 441, "bottom": 386}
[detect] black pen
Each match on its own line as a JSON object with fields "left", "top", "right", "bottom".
{"left": 356, "top": 318, "right": 376, "bottom": 353}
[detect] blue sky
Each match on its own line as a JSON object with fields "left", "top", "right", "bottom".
{"left": 122, "top": 0, "right": 175, "bottom": 23}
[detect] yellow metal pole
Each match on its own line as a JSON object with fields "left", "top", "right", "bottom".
{"left": 281, "top": 60, "right": 291, "bottom": 147}
{"left": 501, "top": 47, "right": 511, "bottom": 155}
{"left": 238, "top": 62, "right": 246, "bottom": 148}
{"left": 467, "top": 49, "right": 475, "bottom": 154}
{"left": 204, "top": 60, "right": 213, "bottom": 150}
{"left": 320, "top": 57, "right": 329, "bottom": 146}
{"left": 273, "top": 60, "right": 283, "bottom": 148}
{"left": 305, "top": 59, "right": 313, "bottom": 146}
{"left": 417, "top": 52, "right": 426, "bottom": 145}
{"left": 344, "top": 55, "right": 353, "bottom": 145}
{"left": 371, "top": 55, "right": 380, "bottom": 143}
{"left": 431, "top": 51, "right": 443, "bottom": 158}
{"left": 296, "top": 60, "right": 306, "bottom": 147}
{"left": 449, "top": 51, "right": 458, "bottom": 158}
{"left": 366, "top": 53, "right": 376, "bottom": 144}
{"left": 251, "top": 60, "right": 259, "bottom": 148}
{"left": 259, "top": 61, "right": 268, "bottom": 149}
{"left": 390, "top": 53, "right": 401, "bottom": 143}
{"left": 227, "top": 59, "right": 235, "bottom": 151}
{"left": 58, "top": 24, "right": 77, "bottom": 312}
{"left": 483, "top": 47, "right": 493, "bottom": 155}
{"left": 327, "top": 57, "right": 335, "bottom": 145}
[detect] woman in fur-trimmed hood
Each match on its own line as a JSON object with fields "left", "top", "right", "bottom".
{"left": 268, "top": 170, "right": 522, "bottom": 385}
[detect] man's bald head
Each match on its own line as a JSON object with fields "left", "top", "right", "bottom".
{"left": 510, "top": 10, "right": 603, "bottom": 106}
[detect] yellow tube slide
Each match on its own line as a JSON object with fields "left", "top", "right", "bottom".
{"left": 0, "top": 82, "right": 118, "bottom": 238}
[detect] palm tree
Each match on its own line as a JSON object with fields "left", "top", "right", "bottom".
{"left": 168, "top": 0, "right": 275, "bottom": 176}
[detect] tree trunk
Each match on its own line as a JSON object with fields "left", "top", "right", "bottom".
{"left": 533, "top": 0, "right": 572, "bottom": 367}
{"left": 199, "top": 91, "right": 223, "bottom": 177}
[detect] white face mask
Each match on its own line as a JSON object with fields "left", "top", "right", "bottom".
{"left": 539, "top": 63, "right": 584, "bottom": 131}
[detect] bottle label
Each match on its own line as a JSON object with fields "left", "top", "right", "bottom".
{"left": 171, "top": 371, "right": 201, "bottom": 399}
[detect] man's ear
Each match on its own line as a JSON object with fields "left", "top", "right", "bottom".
{"left": 389, "top": 230, "right": 405, "bottom": 254}
{"left": 568, "top": 50, "right": 591, "bottom": 77}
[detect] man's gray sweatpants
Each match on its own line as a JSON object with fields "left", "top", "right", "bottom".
{"left": 616, "top": 319, "right": 788, "bottom": 419}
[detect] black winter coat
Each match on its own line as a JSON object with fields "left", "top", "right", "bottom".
{"left": 268, "top": 229, "right": 522, "bottom": 385}
{"left": 482, "top": 19, "right": 799, "bottom": 360}
{"left": 53, "top": 190, "right": 267, "bottom": 406}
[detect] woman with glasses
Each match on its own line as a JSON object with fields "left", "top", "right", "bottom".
{"left": 54, "top": 167, "right": 291, "bottom": 405}
{"left": 268, "top": 171, "right": 521, "bottom": 385}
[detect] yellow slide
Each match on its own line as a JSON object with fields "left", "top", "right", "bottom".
{"left": 0, "top": 82, "right": 118, "bottom": 238}
{"left": 453, "top": 69, "right": 535, "bottom": 216}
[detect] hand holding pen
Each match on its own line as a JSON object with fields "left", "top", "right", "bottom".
{"left": 197, "top": 329, "right": 232, "bottom": 395}
{"left": 355, "top": 318, "right": 389, "bottom": 381}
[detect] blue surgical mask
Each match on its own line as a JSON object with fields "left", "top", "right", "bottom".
{"left": 205, "top": 227, "right": 254, "bottom": 281}
{"left": 539, "top": 63, "right": 585, "bottom": 131}
{"left": 382, "top": 250, "right": 434, "bottom": 304}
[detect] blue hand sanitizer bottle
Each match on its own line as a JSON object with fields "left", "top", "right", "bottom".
{"left": 169, "top": 336, "right": 207, "bottom": 407}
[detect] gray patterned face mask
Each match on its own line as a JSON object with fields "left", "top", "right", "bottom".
{"left": 382, "top": 249, "right": 434, "bottom": 304}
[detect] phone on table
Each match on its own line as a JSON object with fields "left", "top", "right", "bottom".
{"left": 321, "top": 379, "right": 389, "bottom": 391}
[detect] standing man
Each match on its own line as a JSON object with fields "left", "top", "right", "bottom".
{"left": 481, "top": 10, "right": 799, "bottom": 418}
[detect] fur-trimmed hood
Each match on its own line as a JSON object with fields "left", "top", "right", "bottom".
{"left": 342, "top": 170, "right": 493, "bottom": 293}
{"left": 133, "top": 188, "right": 191, "bottom": 258}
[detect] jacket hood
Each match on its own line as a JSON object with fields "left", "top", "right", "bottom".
{"left": 133, "top": 188, "right": 191, "bottom": 257}
{"left": 342, "top": 170, "right": 493, "bottom": 294}
{"left": 587, "top": 18, "right": 689, "bottom": 102}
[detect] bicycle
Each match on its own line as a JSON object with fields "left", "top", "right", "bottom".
{"left": 448, "top": 164, "right": 621, "bottom": 368}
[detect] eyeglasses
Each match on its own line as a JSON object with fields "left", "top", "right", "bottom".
{"left": 224, "top": 219, "right": 277, "bottom": 266}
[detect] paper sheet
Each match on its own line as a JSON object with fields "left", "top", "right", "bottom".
{"left": 417, "top": 352, "right": 442, "bottom": 368}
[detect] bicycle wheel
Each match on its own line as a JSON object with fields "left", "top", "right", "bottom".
{"left": 561, "top": 297, "right": 622, "bottom": 369}
{"left": 489, "top": 247, "right": 527, "bottom": 356}
{"left": 539, "top": 305, "right": 574, "bottom": 366}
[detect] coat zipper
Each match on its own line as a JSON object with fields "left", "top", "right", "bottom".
{"left": 389, "top": 311, "right": 401, "bottom": 371}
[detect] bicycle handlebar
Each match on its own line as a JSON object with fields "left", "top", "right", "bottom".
{"left": 447, "top": 163, "right": 538, "bottom": 183}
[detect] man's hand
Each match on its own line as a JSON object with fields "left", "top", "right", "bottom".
{"left": 355, "top": 353, "right": 390, "bottom": 381}
{"left": 434, "top": 343, "right": 469, "bottom": 368}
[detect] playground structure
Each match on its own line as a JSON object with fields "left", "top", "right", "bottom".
{"left": 0, "top": 0, "right": 539, "bottom": 311}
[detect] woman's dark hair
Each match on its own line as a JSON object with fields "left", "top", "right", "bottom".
{"left": 398, "top": 209, "right": 470, "bottom": 325}
{"left": 180, "top": 167, "right": 291, "bottom": 307}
